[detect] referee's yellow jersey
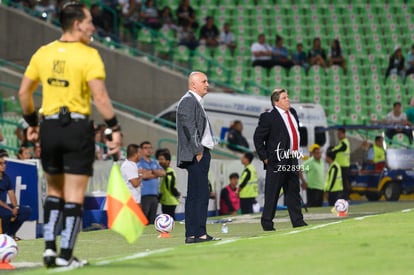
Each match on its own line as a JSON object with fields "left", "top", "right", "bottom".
{"left": 24, "top": 41, "right": 106, "bottom": 116}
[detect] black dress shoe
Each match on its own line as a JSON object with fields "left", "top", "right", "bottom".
{"left": 185, "top": 237, "right": 196, "bottom": 244}
{"left": 196, "top": 235, "right": 221, "bottom": 243}
{"left": 263, "top": 227, "right": 276, "bottom": 231}
{"left": 293, "top": 222, "right": 308, "bottom": 228}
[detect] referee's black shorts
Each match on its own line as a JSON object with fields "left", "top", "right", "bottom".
{"left": 40, "top": 118, "right": 95, "bottom": 176}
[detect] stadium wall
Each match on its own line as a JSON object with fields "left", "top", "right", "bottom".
{"left": 0, "top": 5, "right": 187, "bottom": 115}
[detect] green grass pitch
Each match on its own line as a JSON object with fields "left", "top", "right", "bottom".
{"left": 9, "top": 201, "right": 414, "bottom": 275}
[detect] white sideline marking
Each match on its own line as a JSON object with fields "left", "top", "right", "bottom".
{"left": 13, "top": 262, "right": 42, "bottom": 268}
{"left": 213, "top": 239, "right": 238, "bottom": 246}
{"left": 95, "top": 248, "right": 174, "bottom": 265}
{"left": 401, "top": 208, "right": 413, "bottom": 213}
{"left": 354, "top": 215, "right": 378, "bottom": 221}
{"left": 282, "top": 221, "right": 342, "bottom": 235}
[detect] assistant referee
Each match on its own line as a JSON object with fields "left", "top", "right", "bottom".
{"left": 18, "top": 1, "right": 122, "bottom": 268}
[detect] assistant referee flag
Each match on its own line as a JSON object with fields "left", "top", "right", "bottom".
{"left": 107, "top": 163, "right": 148, "bottom": 243}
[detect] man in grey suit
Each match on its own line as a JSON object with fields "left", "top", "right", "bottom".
{"left": 176, "top": 72, "right": 219, "bottom": 244}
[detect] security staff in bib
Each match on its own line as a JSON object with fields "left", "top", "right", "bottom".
{"left": 238, "top": 152, "right": 258, "bottom": 214}
{"left": 324, "top": 148, "right": 344, "bottom": 206}
{"left": 331, "top": 128, "right": 350, "bottom": 200}
{"left": 18, "top": 2, "right": 121, "bottom": 268}
{"left": 366, "top": 136, "right": 386, "bottom": 171}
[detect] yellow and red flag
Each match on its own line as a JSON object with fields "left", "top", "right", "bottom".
{"left": 106, "top": 163, "right": 148, "bottom": 243}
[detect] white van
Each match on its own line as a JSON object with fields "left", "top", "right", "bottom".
{"left": 154, "top": 92, "right": 329, "bottom": 154}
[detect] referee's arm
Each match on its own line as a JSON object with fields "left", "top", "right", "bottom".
{"left": 89, "top": 79, "right": 121, "bottom": 154}
{"left": 18, "top": 76, "right": 39, "bottom": 116}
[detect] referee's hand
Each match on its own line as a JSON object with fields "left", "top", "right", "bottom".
{"left": 27, "top": 126, "right": 40, "bottom": 142}
{"left": 106, "top": 130, "right": 122, "bottom": 156}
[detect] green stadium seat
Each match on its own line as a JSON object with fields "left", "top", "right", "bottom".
{"left": 172, "top": 45, "right": 191, "bottom": 67}
{"left": 210, "top": 66, "right": 230, "bottom": 84}
{"left": 191, "top": 54, "right": 212, "bottom": 74}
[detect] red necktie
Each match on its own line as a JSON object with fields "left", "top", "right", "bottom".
{"left": 286, "top": 111, "right": 298, "bottom": 151}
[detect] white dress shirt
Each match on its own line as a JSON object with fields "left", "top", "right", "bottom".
{"left": 189, "top": 91, "right": 215, "bottom": 149}
{"left": 275, "top": 106, "right": 300, "bottom": 151}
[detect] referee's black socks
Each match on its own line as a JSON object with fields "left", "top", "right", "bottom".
{"left": 43, "top": 196, "right": 64, "bottom": 252}
{"left": 60, "top": 202, "right": 83, "bottom": 260}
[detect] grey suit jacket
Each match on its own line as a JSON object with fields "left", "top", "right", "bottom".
{"left": 176, "top": 91, "right": 207, "bottom": 168}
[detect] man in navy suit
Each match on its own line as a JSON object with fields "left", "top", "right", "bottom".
{"left": 176, "top": 72, "right": 219, "bottom": 243}
{"left": 254, "top": 88, "right": 307, "bottom": 231}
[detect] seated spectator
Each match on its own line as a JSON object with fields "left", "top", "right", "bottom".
{"left": 33, "top": 142, "right": 41, "bottom": 159}
{"left": 17, "top": 146, "right": 32, "bottom": 160}
{"left": 292, "top": 43, "right": 309, "bottom": 71}
{"left": 366, "top": 136, "right": 386, "bottom": 171}
{"left": 251, "top": 33, "right": 274, "bottom": 69}
{"left": 219, "top": 173, "right": 240, "bottom": 216}
{"left": 34, "top": 0, "right": 56, "bottom": 22}
{"left": 328, "top": 39, "right": 347, "bottom": 74}
{"left": 199, "top": 16, "right": 220, "bottom": 47}
{"left": 140, "top": 0, "right": 161, "bottom": 29}
{"left": 90, "top": 3, "right": 119, "bottom": 44}
{"left": 218, "top": 22, "right": 236, "bottom": 51}
{"left": 405, "top": 45, "right": 414, "bottom": 79}
{"left": 0, "top": 155, "right": 32, "bottom": 240}
{"left": 159, "top": 6, "right": 177, "bottom": 32}
{"left": 176, "top": 0, "right": 198, "bottom": 30}
{"left": 385, "top": 45, "right": 405, "bottom": 82}
{"left": 406, "top": 97, "right": 414, "bottom": 125}
{"left": 0, "top": 130, "right": 5, "bottom": 146}
{"left": 177, "top": 24, "right": 199, "bottom": 50}
{"left": 118, "top": 0, "right": 141, "bottom": 44}
{"left": 384, "top": 102, "right": 412, "bottom": 144}
{"left": 272, "top": 35, "right": 294, "bottom": 70}
{"left": 308, "top": 37, "right": 327, "bottom": 68}
{"left": 227, "top": 120, "right": 249, "bottom": 153}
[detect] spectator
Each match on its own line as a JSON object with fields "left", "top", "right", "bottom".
{"left": 33, "top": 142, "right": 41, "bottom": 159}
{"left": 331, "top": 128, "right": 351, "bottom": 200}
{"left": 219, "top": 173, "right": 240, "bottom": 216}
{"left": 299, "top": 144, "right": 325, "bottom": 207}
{"left": 366, "top": 136, "right": 386, "bottom": 171}
{"left": 159, "top": 6, "right": 177, "bottom": 32}
{"left": 328, "top": 39, "right": 346, "bottom": 74}
{"left": 138, "top": 141, "right": 166, "bottom": 224}
{"left": 17, "top": 146, "right": 32, "bottom": 160}
{"left": 176, "top": 0, "right": 198, "bottom": 30}
{"left": 90, "top": 4, "right": 115, "bottom": 39}
{"left": 0, "top": 149, "right": 8, "bottom": 158}
{"left": 384, "top": 102, "right": 413, "bottom": 144}
{"left": 324, "top": 147, "right": 344, "bottom": 206}
{"left": 199, "top": 16, "right": 219, "bottom": 48}
{"left": 404, "top": 45, "right": 414, "bottom": 79}
{"left": 218, "top": 22, "right": 236, "bottom": 51}
{"left": 251, "top": 33, "right": 274, "bottom": 69}
{"left": 226, "top": 120, "right": 249, "bottom": 153}
{"left": 140, "top": 0, "right": 161, "bottom": 29}
{"left": 0, "top": 130, "right": 5, "bottom": 146}
{"left": 157, "top": 149, "right": 180, "bottom": 220}
{"left": 292, "top": 43, "right": 309, "bottom": 71}
{"left": 121, "top": 144, "right": 143, "bottom": 207}
{"left": 34, "top": 0, "right": 56, "bottom": 22}
{"left": 238, "top": 152, "right": 258, "bottom": 214}
{"left": 0, "top": 155, "right": 32, "bottom": 240}
{"left": 385, "top": 45, "right": 405, "bottom": 82}
{"left": 308, "top": 37, "right": 327, "bottom": 68}
{"left": 118, "top": 0, "right": 141, "bottom": 44}
{"left": 177, "top": 24, "right": 199, "bottom": 50}
{"left": 406, "top": 97, "right": 414, "bottom": 125}
{"left": 272, "top": 35, "right": 293, "bottom": 70}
